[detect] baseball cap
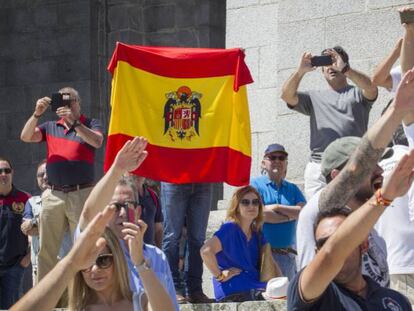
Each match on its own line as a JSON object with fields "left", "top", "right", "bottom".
{"left": 321, "top": 137, "right": 393, "bottom": 177}
{"left": 264, "top": 143, "right": 288, "bottom": 156}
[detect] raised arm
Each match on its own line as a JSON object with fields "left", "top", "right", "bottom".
{"left": 79, "top": 137, "right": 148, "bottom": 230}
{"left": 20, "top": 97, "right": 50, "bottom": 143}
{"left": 281, "top": 52, "right": 315, "bottom": 107}
{"left": 372, "top": 38, "right": 403, "bottom": 89}
{"left": 300, "top": 149, "right": 414, "bottom": 301}
{"left": 319, "top": 68, "right": 414, "bottom": 212}
{"left": 11, "top": 205, "right": 116, "bottom": 311}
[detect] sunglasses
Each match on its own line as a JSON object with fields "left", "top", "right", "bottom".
{"left": 112, "top": 201, "right": 139, "bottom": 211}
{"left": 315, "top": 236, "right": 330, "bottom": 250}
{"left": 0, "top": 168, "right": 12, "bottom": 175}
{"left": 240, "top": 198, "right": 261, "bottom": 206}
{"left": 82, "top": 253, "right": 113, "bottom": 272}
{"left": 266, "top": 155, "right": 287, "bottom": 161}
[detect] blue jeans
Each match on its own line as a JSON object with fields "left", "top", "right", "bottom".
{"left": 161, "top": 183, "right": 212, "bottom": 295}
{"left": 272, "top": 252, "right": 296, "bottom": 280}
{"left": 0, "top": 261, "right": 25, "bottom": 309}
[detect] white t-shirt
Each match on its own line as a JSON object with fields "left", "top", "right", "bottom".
{"left": 390, "top": 65, "right": 402, "bottom": 93}
{"left": 376, "top": 144, "right": 414, "bottom": 275}
{"left": 403, "top": 123, "right": 414, "bottom": 221}
{"left": 296, "top": 191, "right": 390, "bottom": 287}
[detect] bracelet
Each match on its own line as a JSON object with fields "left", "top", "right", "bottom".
{"left": 71, "top": 120, "right": 81, "bottom": 128}
{"left": 33, "top": 113, "right": 42, "bottom": 119}
{"left": 375, "top": 189, "right": 392, "bottom": 207}
{"left": 215, "top": 271, "right": 225, "bottom": 282}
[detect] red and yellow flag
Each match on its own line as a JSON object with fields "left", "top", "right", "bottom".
{"left": 105, "top": 43, "right": 253, "bottom": 186}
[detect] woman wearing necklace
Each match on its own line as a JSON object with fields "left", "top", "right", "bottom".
{"left": 201, "top": 186, "right": 281, "bottom": 302}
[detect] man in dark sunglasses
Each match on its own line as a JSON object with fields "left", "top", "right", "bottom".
{"left": 251, "top": 143, "right": 306, "bottom": 280}
{"left": 0, "top": 157, "right": 31, "bottom": 309}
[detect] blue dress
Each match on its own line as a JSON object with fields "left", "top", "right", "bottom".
{"left": 213, "top": 222, "right": 267, "bottom": 301}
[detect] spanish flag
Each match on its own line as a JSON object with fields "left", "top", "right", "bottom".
{"left": 105, "top": 43, "right": 253, "bottom": 186}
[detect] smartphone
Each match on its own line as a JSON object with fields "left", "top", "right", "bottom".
{"left": 50, "top": 92, "right": 71, "bottom": 112}
{"left": 400, "top": 10, "right": 414, "bottom": 24}
{"left": 311, "top": 55, "right": 333, "bottom": 67}
{"left": 126, "top": 205, "right": 136, "bottom": 224}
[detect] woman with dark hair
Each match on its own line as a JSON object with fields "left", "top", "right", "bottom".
{"left": 201, "top": 185, "right": 281, "bottom": 302}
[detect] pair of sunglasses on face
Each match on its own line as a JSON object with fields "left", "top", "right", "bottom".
{"left": 82, "top": 253, "right": 113, "bottom": 272}
{"left": 112, "top": 201, "right": 139, "bottom": 211}
{"left": 240, "top": 198, "right": 261, "bottom": 206}
{"left": 0, "top": 168, "right": 12, "bottom": 175}
{"left": 265, "top": 155, "right": 287, "bottom": 161}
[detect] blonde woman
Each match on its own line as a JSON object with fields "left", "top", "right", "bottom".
{"left": 201, "top": 186, "right": 280, "bottom": 302}
{"left": 69, "top": 228, "right": 132, "bottom": 310}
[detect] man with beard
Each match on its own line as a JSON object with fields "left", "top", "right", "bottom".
{"left": 281, "top": 46, "right": 378, "bottom": 200}
{"left": 296, "top": 137, "right": 391, "bottom": 287}
{"left": 288, "top": 67, "right": 414, "bottom": 311}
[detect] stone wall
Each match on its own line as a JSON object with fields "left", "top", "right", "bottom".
{"left": 224, "top": 0, "right": 414, "bottom": 199}
{"left": 0, "top": 0, "right": 225, "bottom": 206}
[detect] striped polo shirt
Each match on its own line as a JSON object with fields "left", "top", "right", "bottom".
{"left": 37, "top": 114, "right": 102, "bottom": 186}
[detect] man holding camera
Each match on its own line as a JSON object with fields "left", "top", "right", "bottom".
{"left": 20, "top": 87, "right": 103, "bottom": 282}
{"left": 281, "top": 46, "right": 378, "bottom": 200}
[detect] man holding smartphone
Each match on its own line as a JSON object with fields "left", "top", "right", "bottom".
{"left": 281, "top": 46, "right": 378, "bottom": 200}
{"left": 20, "top": 87, "right": 103, "bottom": 283}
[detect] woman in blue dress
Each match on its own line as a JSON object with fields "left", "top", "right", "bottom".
{"left": 201, "top": 185, "right": 281, "bottom": 302}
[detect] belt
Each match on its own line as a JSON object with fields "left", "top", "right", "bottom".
{"left": 47, "top": 183, "right": 94, "bottom": 193}
{"left": 272, "top": 247, "right": 297, "bottom": 256}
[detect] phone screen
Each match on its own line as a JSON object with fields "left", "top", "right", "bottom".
{"left": 126, "top": 206, "right": 136, "bottom": 224}
{"left": 311, "top": 55, "right": 333, "bottom": 67}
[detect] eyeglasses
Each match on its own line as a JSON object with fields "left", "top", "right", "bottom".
{"left": 265, "top": 155, "right": 287, "bottom": 161}
{"left": 0, "top": 168, "right": 12, "bottom": 175}
{"left": 240, "top": 198, "right": 261, "bottom": 206}
{"left": 315, "top": 236, "right": 330, "bottom": 250}
{"left": 112, "top": 201, "right": 139, "bottom": 211}
{"left": 82, "top": 253, "right": 113, "bottom": 272}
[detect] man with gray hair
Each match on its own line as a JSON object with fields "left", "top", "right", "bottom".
{"left": 20, "top": 87, "right": 103, "bottom": 282}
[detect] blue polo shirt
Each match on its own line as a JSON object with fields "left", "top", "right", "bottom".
{"left": 250, "top": 175, "right": 305, "bottom": 206}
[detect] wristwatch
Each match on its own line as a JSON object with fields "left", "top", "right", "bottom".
{"left": 71, "top": 120, "right": 81, "bottom": 128}
{"left": 135, "top": 259, "right": 151, "bottom": 272}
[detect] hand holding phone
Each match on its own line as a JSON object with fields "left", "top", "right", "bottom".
{"left": 50, "top": 92, "right": 71, "bottom": 112}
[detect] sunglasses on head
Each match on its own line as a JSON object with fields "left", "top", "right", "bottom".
{"left": 266, "top": 155, "right": 287, "bottom": 161}
{"left": 112, "top": 201, "right": 138, "bottom": 211}
{"left": 240, "top": 198, "right": 261, "bottom": 206}
{"left": 82, "top": 253, "right": 113, "bottom": 272}
{"left": 0, "top": 168, "right": 12, "bottom": 175}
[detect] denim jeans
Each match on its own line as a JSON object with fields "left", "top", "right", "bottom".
{"left": 161, "top": 182, "right": 212, "bottom": 295}
{"left": 0, "top": 261, "right": 25, "bottom": 309}
{"left": 272, "top": 252, "right": 297, "bottom": 281}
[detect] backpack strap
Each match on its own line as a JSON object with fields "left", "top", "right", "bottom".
{"left": 147, "top": 187, "right": 159, "bottom": 210}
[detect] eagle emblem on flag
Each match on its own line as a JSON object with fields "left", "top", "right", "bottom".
{"left": 163, "top": 86, "right": 202, "bottom": 141}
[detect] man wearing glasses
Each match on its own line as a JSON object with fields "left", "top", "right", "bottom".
{"left": 251, "top": 143, "right": 306, "bottom": 280}
{"left": 20, "top": 87, "right": 103, "bottom": 283}
{"left": 0, "top": 157, "right": 31, "bottom": 309}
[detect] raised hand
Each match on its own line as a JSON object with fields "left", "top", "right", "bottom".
{"left": 297, "top": 52, "right": 315, "bottom": 75}
{"left": 113, "top": 137, "right": 148, "bottom": 173}
{"left": 393, "top": 68, "right": 414, "bottom": 113}
{"left": 56, "top": 106, "right": 76, "bottom": 124}
{"left": 382, "top": 149, "right": 414, "bottom": 200}
{"left": 34, "top": 97, "right": 51, "bottom": 116}
{"left": 122, "top": 220, "right": 147, "bottom": 266}
{"left": 325, "top": 49, "right": 347, "bottom": 72}
{"left": 67, "top": 205, "right": 115, "bottom": 272}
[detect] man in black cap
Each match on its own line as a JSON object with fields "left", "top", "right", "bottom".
{"left": 251, "top": 143, "right": 306, "bottom": 279}
{"left": 281, "top": 46, "right": 378, "bottom": 200}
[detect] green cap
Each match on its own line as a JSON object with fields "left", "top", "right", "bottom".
{"left": 321, "top": 137, "right": 393, "bottom": 177}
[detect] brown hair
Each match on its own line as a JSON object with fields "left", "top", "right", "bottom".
{"left": 68, "top": 228, "right": 132, "bottom": 310}
{"left": 226, "top": 185, "right": 264, "bottom": 232}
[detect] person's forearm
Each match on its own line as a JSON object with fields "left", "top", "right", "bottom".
{"left": 200, "top": 248, "right": 221, "bottom": 277}
{"left": 280, "top": 70, "right": 304, "bottom": 105}
{"left": 10, "top": 257, "right": 75, "bottom": 311}
{"left": 75, "top": 125, "right": 103, "bottom": 149}
{"left": 401, "top": 28, "right": 414, "bottom": 75}
{"left": 345, "top": 68, "right": 378, "bottom": 100}
{"left": 272, "top": 204, "right": 302, "bottom": 219}
{"left": 137, "top": 269, "right": 175, "bottom": 311}
{"left": 371, "top": 40, "right": 401, "bottom": 87}
{"left": 26, "top": 227, "right": 39, "bottom": 236}
{"left": 20, "top": 115, "right": 40, "bottom": 142}
{"left": 154, "top": 225, "right": 163, "bottom": 249}
{"left": 79, "top": 164, "right": 124, "bottom": 230}
{"left": 319, "top": 106, "right": 402, "bottom": 212}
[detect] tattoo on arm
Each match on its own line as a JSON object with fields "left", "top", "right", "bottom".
{"left": 319, "top": 136, "right": 384, "bottom": 212}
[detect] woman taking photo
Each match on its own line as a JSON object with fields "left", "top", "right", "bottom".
{"left": 201, "top": 186, "right": 281, "bottom": 302}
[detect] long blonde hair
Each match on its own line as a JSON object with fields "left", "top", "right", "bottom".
{"left": 68, "top": 228, "right": 132, "bottom": 310}
{"left": 226, "top": 185, "right": 264, "bottom": 232}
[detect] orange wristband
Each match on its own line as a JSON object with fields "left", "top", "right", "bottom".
{"left": 375, "top": 189, "right": 392, "bottom": 207}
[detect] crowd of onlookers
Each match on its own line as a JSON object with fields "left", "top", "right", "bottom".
{"left": 2, "top": 6, "right": 414, "bottom": 311}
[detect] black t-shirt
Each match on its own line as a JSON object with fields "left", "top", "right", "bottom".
{"left": 288, "top": 269, "right": 412, "bottom": 311}
{"left": 139, "top": 186, "right": 163, "bottom": 245}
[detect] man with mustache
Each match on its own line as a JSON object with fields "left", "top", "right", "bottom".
{"left": 281, "top": 46, "right": 378, "bottom": 200}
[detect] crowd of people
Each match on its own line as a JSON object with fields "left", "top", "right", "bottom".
{"left": 1, "top": 6, "right": 414, "bottom": 311}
